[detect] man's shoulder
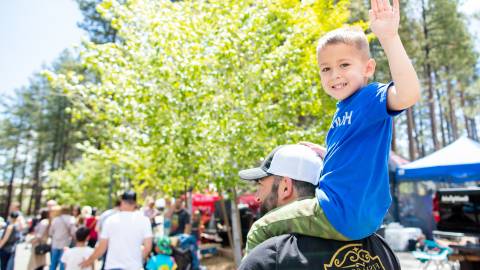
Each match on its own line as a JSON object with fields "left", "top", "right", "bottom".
{"left": 99, "top": 209, "right": 112, "bottom": 218}
{"left": 114, "top": 211, "right": 151, "bottom": 226}
{"left": 51, "top": 216, "right": 60, "bottom": 225}
{"left": 239, "top": 235, "right": 282, "bottom": 270}
{"left": 177, "top": 208, "right": 190, "bottom": 217}
{"left": 241, "top": 233, "right": 400, "bottom": 270}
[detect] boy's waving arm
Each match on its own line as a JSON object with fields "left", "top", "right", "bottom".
{"left": 370, "top": 0, "right": 420, "bottom": 111}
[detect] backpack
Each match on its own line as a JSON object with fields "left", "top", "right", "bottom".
{"left": 172, "top": 246, "right": 193, "bottom": 270}
{"left": 0, "top": 224, "right": 21, "bottom": 253}
{"left": 172, "top": 234, "right": 198, "bottom": 270}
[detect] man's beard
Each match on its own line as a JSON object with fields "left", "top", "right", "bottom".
{"left": 259, "top": 180, "right": 280, "bottom": 217}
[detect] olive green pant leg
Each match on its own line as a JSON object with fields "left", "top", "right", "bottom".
{"left": 245, "top": 198, "right": 349, "bottom": 254}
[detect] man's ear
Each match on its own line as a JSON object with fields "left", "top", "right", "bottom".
{"left": 278, "top": 177, "right": 294, "bottom": 201}
{"left": 365, "top": 58, "right": 376, "bottom": 78}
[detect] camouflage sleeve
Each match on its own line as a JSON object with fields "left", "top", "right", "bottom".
{"left": 245, "top": 198, "right": 348, "bottom": 254}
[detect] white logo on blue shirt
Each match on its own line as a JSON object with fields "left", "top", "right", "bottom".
{"left": 330, "top": 111, "right": 353, "bottom": 129}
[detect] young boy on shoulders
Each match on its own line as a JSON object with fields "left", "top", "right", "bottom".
{"left": 245, "top": 0, "right": 420, "bottom": 253}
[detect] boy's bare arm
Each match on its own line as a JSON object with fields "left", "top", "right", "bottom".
{"left": 370, "top": 0, "right": 420, "bottom": 111}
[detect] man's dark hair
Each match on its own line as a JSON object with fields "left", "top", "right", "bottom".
{"left": 292, "top": 180, "right": 316, "bottom": 197}
{"left": 273, "top": 175, "right": 316, "bottom": 197}
{"left": 39, "top": 208, "right": 49, "bottom": 220}
{"left": 9, "top": 211, "right": 19, "bottom": 219}
{"left": 75, "top": 226, "right": 90, "bottom": 242}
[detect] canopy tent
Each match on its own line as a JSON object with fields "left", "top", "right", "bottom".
{"left": 396, "top": 137, "right": 480, "bottom": 182}
{"left": 389, "top": 151, "right": 410, "bottom": 171}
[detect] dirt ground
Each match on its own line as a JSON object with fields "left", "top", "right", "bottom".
{"left": 202, "top": 255, "right": 236, "bottom": 270}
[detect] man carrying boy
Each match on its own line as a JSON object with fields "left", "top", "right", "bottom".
{"left": 245, "top": 0, "right": 420, "bottom": 253}
{"left": 238, "top": 144, "right": 400, "bottom": 269}
{"left": 61, "top": 226, "right": 94, "bottom": 270}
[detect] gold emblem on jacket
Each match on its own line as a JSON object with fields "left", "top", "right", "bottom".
{"left": 324, "top": 244, "right": 385, "bottom": 270}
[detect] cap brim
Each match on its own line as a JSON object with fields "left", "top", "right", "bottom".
{"left": 238, "top": 168, "right": 269, "bottom": 181}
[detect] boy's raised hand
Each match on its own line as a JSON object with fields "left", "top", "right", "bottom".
{"left": 369, "top": 0, "right": 400, "bottom": 42}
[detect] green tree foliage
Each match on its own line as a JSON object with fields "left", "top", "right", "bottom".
{"left": 356, "top": 0, "right": 479, "bottom": 157}
{"left": 0, "top": 51, "right": 88, "bottom": 214}
{"left": 46, "top": 0, "right": 351, "bottom": 196}
{"left": 49, "top": 156, "right": 115, "bottom": 208}
{"left": 76, "top": 0, "right": 119, "bottom": 44}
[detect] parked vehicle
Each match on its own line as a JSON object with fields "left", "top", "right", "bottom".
{"left": 433, "top": 187, "right": 480, "bottom": 270}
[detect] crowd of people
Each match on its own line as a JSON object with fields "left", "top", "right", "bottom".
{"left": 0, "top": 192, "right": 205, "bottom": 270}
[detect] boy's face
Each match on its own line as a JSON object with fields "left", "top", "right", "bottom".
{"left": 317, "top": 43, "right": 375, "bottom": 101}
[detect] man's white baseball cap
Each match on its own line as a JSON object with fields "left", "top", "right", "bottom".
{"left": 238, "top": 144, "right": 323, "bottom": 185}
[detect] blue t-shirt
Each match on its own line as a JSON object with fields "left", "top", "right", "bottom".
{"left": 317, "top": 82, "right": 400, "bottom": 240}
{"left": 146, "top": 254, "right": 176, "bottom": 270}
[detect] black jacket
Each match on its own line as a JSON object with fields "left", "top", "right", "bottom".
{"left": 239, "top": 233, "right": 400, "bottom": 270}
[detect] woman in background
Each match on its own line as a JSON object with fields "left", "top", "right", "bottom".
{"left": 27, "top": 209, "right": 50, "bottom": 270}
{"left": 0, "top": 212, "right": 20, "bottom": 270}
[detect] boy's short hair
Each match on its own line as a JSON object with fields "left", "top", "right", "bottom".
{"left": 316, "top": 26, "right": 370, "bottom": 59}
{"left": 75, "top": 226, "right": 90, "bottom": 242}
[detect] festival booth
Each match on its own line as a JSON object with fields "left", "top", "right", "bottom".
{"left": 191, "top": 193, "right": 221, "bottom": 230}
{"left": 192, "top": 193, "right": 221, "bottom": 215}
{"left": 396, "top": 137, "right": 480, "bottom": 182}
{"left": 393, "top": 137, "right": 480, "bottom": 238}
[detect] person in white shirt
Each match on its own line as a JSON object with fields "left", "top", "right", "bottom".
{"left": 80, "top": 191, "right": 153, "bottom": 270}
{"left": 61, "top": 226, "right": 94, "bottom": 270}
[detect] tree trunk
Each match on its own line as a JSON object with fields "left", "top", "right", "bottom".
{"left": 17, "top": 144, "right": 30, "bottom": 205}
{"left": 219, "top": 196, "right": 234, "bottom": 252}
{"left": 445, "top": 67, "right": 458, "bottom": 141}
{"left": 60, "top": 109, "right": 72, "bottom": 169}
{"left": 470, "top": 119, "right": 478, "bottom": 141}
{"left": 32, "top": 140, "right": 44, "bottom": 214}
{"left": 458, "top": 83, "right": 479, "bottom": 141}
{"left": 27, "top": 184, "right": 34, "bottom": 216}
{"left": 58, "top": 96, "right": 69, "bottom": 169}
{"left": 412, "top": 106, "right": 424, "bottom": 157}
{"left": 422, "top": 0, "right": 440, "bottom": 150}
{"left": 4, "top": 142, "right": 20, "bottom": 217}
{"left": 231, "top": 187, "right": 243, "bottom": 268}
{"left": 417, "top": 108, "right": 426, "bottom": 157}
{"left": 458, "top": 85, "right": 472, "bottom": 138}
{"left": 50, "top": 99, "right": 63, "bottom": 171}
{"left": 435, "top": 86, "right": 447, "bottom": 147}
{"left": 406, "top": 108, "right": 416, "bottom": 160}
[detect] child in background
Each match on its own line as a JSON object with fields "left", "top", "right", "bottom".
{"left": 61, "top": 226, "right": 94, "bottom": 270}
{"left": 146, "top": 236, "right": 177, "bottom": 270}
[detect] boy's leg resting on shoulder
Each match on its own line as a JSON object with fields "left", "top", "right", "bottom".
{"left": 245, "top": 198, "right": 348, "bottom": 253}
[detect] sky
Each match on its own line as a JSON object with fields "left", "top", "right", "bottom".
{"left": 0, "top": 0, "right": 479, "bottom": 100}
{"left": 0, "top": 0, "right": 84, "bottom": 99}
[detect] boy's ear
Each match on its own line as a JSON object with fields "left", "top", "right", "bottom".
{"left": 364, "top": 58, "right": 376, "bottom": 78}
